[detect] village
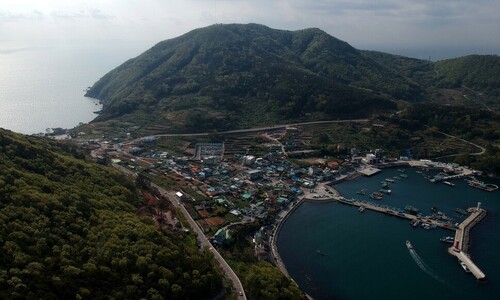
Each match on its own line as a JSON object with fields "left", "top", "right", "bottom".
{"left": 80, "top": 125, "right": 409, "bottom": 260}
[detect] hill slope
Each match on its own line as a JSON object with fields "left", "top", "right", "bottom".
{"left": 434, "top": 55, "right": 500, "bottom": 94}
{"left": 86, "top": 24, "right": 424, "bottom": 132}
{"left": 0, "top": 129, "right": 221, "bottom": 299}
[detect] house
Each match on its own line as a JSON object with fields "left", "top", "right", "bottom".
{"left": 214, "top": 228, "right": 231, "bottom": 245}
{"left": 247, "top": 169, "right": 263, "bottom": 180}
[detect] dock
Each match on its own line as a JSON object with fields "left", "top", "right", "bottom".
{"left": 448, "top": 207, "right": 487, "bottom": 281}
{"left": 333, "top": 195, "right": 487, "bottom": 281}
{"left": 334, "top": 197, "right": 455, "bottom": 230}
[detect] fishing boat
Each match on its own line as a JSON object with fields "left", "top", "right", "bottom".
{"left": 440, "top": 236, "right": 454, "bottom": 244}
{"left": 356, "top": 188, "right": 366, "bottom": 196}
{"left": 443, "top": 181, "right": 455, "bottom": 187}
{"left": 379, "top": 188, "right": 392, "bottom": 195}
{"left": 404, "top": 205, "right": 419, "bottom": 215}
{"left": 466, "top": 179, "right": 498, "bottom": 192}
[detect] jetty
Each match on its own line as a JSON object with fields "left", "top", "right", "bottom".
{"left": 333, "top": 194, "right": 487, "bottom": 281}
{"left": 334, "top": 196, "right": 455, "bottom": 230}
{"left": 448, "top": 204, "right": 487, "bottom": 281}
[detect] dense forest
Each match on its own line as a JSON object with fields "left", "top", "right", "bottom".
{"left": 84, "top": 24, "right": 499, "bottom": 134}
{"left": 85, "top": 24, "right": 420, "bottom": 132}
{"left": 0, "top": 129, "right": 222, "bottom": 299}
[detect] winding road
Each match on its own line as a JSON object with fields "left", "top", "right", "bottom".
{"left": 152, "top": 184, "right": 247, "bottom": 299}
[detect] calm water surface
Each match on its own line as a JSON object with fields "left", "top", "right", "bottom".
{"left": 277, "top": 168, "right": 499, "bottom": 300}
{"left": 0, "top": 42, "right": 143, "bottom": 134}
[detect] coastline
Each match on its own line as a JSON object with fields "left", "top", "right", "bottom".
{"left": 270, "top": 184, "right": 341, "bottom": 299}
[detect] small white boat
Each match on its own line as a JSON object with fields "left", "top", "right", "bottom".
{"left": 406, "top": 240, "right": 413, "bottom": 250}
{"left": 459, "top": 260, "right": 471, "bottom": 273}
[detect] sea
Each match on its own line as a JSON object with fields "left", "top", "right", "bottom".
{"left": 0, "top": 42, "right": 145, "bottom": 134}
{"left": 277, "top": 167, "right": 500, "bottom": 300}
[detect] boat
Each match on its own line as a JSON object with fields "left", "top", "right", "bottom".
{"left": 398, "top": 169, "right": 405, "bottom": 173}
{"left": 459, "top": 260, "right": 471, "bottom": 273}
{"left": 379, "top": 188, "right": 392, "bottom": 195}
{"left": 406, "top": 240, "right": 413, "bottom": 250}
{"left": 381, "top": 182, "right": 389, "bottom": 188}
{"left": 416, "top": 170, "right": 423, "bottom": 174}
{"left": 421, "top": 223, "right": 431, "bottom": 230}
{"left": 443, "top": 181, "right": 455, "bottom": 187}
{"left": 370, "top": 193, "right": 383, "bottom": 200}
{"left": 404, "top": 205, "right": 420, "bottom": 215}
{"left": 393, "top": 176, "right": 400, "bottom": 180}
{"left": 385, "top": 178, "right": 395, "bottom": 183}
{"left": 400, "top": 173, "right": 408, "bottom": 178}
{"left": 358, "top": 206, "right": 365, "bottom": 213}
{"left": 317, "top": 250, "right": 325, "bottom": 256}
{"left": 467, "top": 179, "right": 498, "bottom": 192}
{"left": 455, "top": 208, "right": 467, "bottom": 215}
{"left": 440, "top": 236, "right": 454, "bottom": 244}
{"left": 431, "top": 206, "right": 438, "bottom": 212}
{"left": 356, "top": 188, "right": 366, "bottom": 195}
{"left": 410, "top": 219, "right": 420, "bottom": 228}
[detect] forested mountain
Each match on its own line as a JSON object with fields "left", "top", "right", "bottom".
{"left": 86, "top": 24, "right": 425, "bottom": 131}
{"left": 0, "top": 129, "right": 221, "bottom": 299}
{"left": 85, "top": 23, "right": 499, "bottom": 133}
{"left": 434, "top": 55, "right": 500, "bottom": 96}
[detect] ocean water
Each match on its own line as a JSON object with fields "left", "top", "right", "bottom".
{"left": 277, "top": 168, "right": 500, "bottom": 300}
{"left": 0, "top": 42, "right": 144, "bottom": 134}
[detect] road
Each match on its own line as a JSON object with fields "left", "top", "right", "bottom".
{"left": 433, "top": 128, "right": 486, "bottom": 159}
{"left": 122, "top": 118, "right": 369, "bottom": 145}
{"left": 152, "top": 184, "right": 247, "bottom": 300}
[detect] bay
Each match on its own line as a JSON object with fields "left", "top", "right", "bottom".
{"left": 0, "top": 42, "right": 144, "bottom": 134}
{"left": 277, "top": 167, "right": 499, "bottom": 300}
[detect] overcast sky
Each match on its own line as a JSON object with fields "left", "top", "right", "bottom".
{"left": 1, "top": 0, "right": 499, "bottom": 60}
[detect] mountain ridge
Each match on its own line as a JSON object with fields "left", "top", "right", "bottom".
{"left": 85, "top": 23, "right": 499, "bottom": 133}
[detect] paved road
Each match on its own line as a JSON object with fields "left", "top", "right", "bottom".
{"left": 122, "top": 118, "right": 369, "bottom": 145}
{"left": 432, "top": 128, "right": 486, "bottom": 159}
{"left": 152, "top": 184, "right": 247, "bottom": 300}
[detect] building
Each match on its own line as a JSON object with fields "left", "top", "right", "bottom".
{"left": 243, "top": 155, "right": 256, "bottom": 166}
{"left": 194, "top": 143, "right": 224, "bottom": 160}
{"left": 246, "top": 169, "right": 263, "bottom": 180}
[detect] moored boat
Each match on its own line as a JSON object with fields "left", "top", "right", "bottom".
{"left": 443, "top": 181, "right": 455, "bottom": 187}
{"left": 385, "top": 178, "right": 395, "bottom": 183}
{"left": 455, "top": 208, "right": 467, "bottom": 215}
{"left": 358, "top": 206, "right": 365, "bottom": 213}
{"left": 400, "top": 173, "right": 408, "bottom": 178}
{"left": 467, "top": 179, "right": 498, "bottom": 192}
{"left": 459, "top": 260, "right": 471, "bottom": 273}
{"left": 440, "top": 236, "right": 454, "bottom": 244}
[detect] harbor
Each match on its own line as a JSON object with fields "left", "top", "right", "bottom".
{"left": 277, "top": 166, "right": 499, "bottom": 299}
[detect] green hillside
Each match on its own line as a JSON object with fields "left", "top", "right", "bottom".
{"left": 86, "top": 24, "right": 426, "bottom": 132}
{"left": 0, "top": 129, "right": 221, "bottom": 299}
{"left": 435, "top": 55, "right": 500, "bottom": 95}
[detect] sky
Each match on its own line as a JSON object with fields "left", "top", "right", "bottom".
{"left": 1, "top": 0, "right": 499, "bottom": 60}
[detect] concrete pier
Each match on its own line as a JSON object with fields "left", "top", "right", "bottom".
{"left": 333, "top": 195, "right": 487, "bottom": 281}
{"left": 335, "top": 197, "right": 456, "bottom": 230}
{"left": 448, "top": 207, "right": 487, "bottom": 281}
